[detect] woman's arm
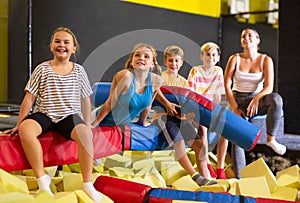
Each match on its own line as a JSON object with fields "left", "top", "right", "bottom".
{"left": 247, "top": 55, "right": 274, "bottom": 117}
{"left": 255, "top": 55, "right": 274, "bottom": 99}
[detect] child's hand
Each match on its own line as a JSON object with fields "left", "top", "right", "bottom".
{"left": 166, "top": 102, "right": 180, "bottom": 116}
{"left": 232, "top": 107, "right": 246, "bottom": 119}
{"left": 2, "top": 126, "right": 18, "bottom": 136}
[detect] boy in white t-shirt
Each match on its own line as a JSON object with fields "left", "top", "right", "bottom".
{"left": 188, "top": 42, "right": 227, "bottom": 179}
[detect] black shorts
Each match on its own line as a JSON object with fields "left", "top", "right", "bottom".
{"left": 154, "top": 115, "right": 199, "bottom": 146}
{"left": 24, "top": 112, "right": 85, "bottom": 140}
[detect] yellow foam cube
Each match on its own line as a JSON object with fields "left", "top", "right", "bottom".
{"left": 33, "top": 191, "right": 55, "bottom": 203}
{"left": 51, "top": 177, "right": 64, "bottom": 193}
{"left": 68, "top": 163, "right": 81, "bottom": 173}
{"left": 187, "top": 150, "right": 196, "bottom": 165}
{"left": 22, "top": 166, "right": 57, "bottom": 177}
{"left": 75, "top": 189, "right": 113, "bottom": 203}
{"left": 172, "top": 175, "right": 200, "bottom": 191}
{"left": 93, "top": 163, "right": 106, "bottom": 174}
{"left": 215, "top": 179, "right": 230, "bottom": 188}
{"left": 123, "top": 150, "right": 151, "bottom": 162}
{"left": 75, "top": 190, "right": 96, "bottom": 203}
{"left": 0, "top": 192, "right": 34, "bottom": 203}
{"left": 0, "top": 168, "right": 29, "bottom": 194}
{"left": 0, "top": 183, "right": 8, "bottom": 194}
{"left": 151, "top": 150, "right": 174, "bottom": 157}
{"left": 108, "top": 167, "right": 135, "bottom": 178}
{"left": 15, "top": 175, "right": 40, "bottom": 192}
{"left": 143, "top": 166, "right": 166, "bottom": 188}
{"left": 237, "top": 176, "right": 271, "bottom": 198}
{"left": 197, "top": 183, "right": 227, "bottom": 193}
{"left": 152, "top": 156, "right": 175, "bottom": 171}
{"left": 104, "top": 154, "right": 132, "bottom": 168}
{"left": 276, "top": 165, "right": 300, "bottom": 189}
{"left": 55, "top": 192, "right": 77, "bottom": 203}
{"left": 63, "top": 172, "right": 99, "bottom": 192}
{"left": 63, "top": 173, "right": 82, "bottom": 192}
{"left": 240, "top": 157, "right": 277, "bottom": 192}
{"left": 44, "top": 166, "right": 58, "bottom": 177}
{"left": 24, "top": 176, "right": 38, "bottom": 191}
{"left": 227, "top": 178, "right": 239, "bottom": 195}
{"left": 197, "top": 179, "right": 229, "bottom": 193}
{"left": 22, "top": 169, "right": 35, "bottom": 177}
{"left": 271, "top": 185, "right": 298, "bottom": 201}
{"left": 161, "top": 161, "right": 187, "bottom": 186}
{"left": 61, "top": 165, "right": 72, "bottom": 173}
{"left": 135, "top": 165, "right": 153, "bottom": 178}
{"left": 135, "top": 164, "right": 167, "bottom": 187}
{"left": 132, "top": 159, "right": 155, "bottom": 172}
{"left": 9, "top": 170, "right": 23, "bottom": 176}
{"left": 127, "top": 177, "right": 158, "bottom": 188}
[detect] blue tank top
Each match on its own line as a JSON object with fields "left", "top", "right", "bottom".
{"left": 99, "top": 71, "right": 153, "bottom": 126}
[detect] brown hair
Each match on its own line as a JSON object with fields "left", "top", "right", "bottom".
{"left": 241, "top": 28, "right": 260, "bottom": 50}
{"left": 163, "top": 45, "right": 184, "bottom": 60}
{"left": 50, "top": 27, "right": 80, "bottom": 60}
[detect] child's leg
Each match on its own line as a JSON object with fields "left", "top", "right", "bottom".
{"left": 173, "top": 140, "right": 196, "bottom": 175}
{"left": 71, "top": 124, "right": 102, "bottom": 202}
{"left": 189, "top": 139, "right": 211, "bottom": 179}
{"left": 216, "top": 136, "right": 228, "bottom": 179}
{"left": 173, "top": 140, "right": 217, "bottom": 186}
{"left": 19, "top": 119, "right": 53, "bottom": 195}
{"left": 156, "top": 117, "right": 217, "bottom": 186}
{"left": 193, "top": 125, "right": 215, "bottom": 179}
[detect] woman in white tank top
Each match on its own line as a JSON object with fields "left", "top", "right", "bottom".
{"left": 224, "top": 28, "right": 286, "bottom": 177}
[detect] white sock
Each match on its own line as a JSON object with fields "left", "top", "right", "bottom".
{"left": 37, "top": 174, "right": 53, "bottom": 196}
{"left": 82, "top": 182, "right": 102, "bottom": 202}
{"left": 266, "top": 140, "right": 286, "bottom": 155}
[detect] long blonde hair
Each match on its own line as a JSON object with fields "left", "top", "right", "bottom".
{"left": 125, "top": 43, "right": 161, "bottom": 75}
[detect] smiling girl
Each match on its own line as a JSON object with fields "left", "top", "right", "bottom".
{"left": 92, "top": 43, "right": 164, "bottom": 127}
{"left": 4, "top": 27, "right": 102, "bottom": 202}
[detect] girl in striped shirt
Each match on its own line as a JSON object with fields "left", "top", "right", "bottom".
{"left": 4, "top": 27, "right": 102, "bottom": 202}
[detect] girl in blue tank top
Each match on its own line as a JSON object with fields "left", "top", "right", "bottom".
{"left": 100, "top": 71, "right": 153, "bottom": 126}
{"left": 91, "top": 43, "right": 164, "bottom": 127}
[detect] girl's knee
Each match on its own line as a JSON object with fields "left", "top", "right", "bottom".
{"left": 19, "top": 119, "right": 42, "bottom": 139}
{"left": 71, "top": 124, "right": 93, "bottom": 142}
